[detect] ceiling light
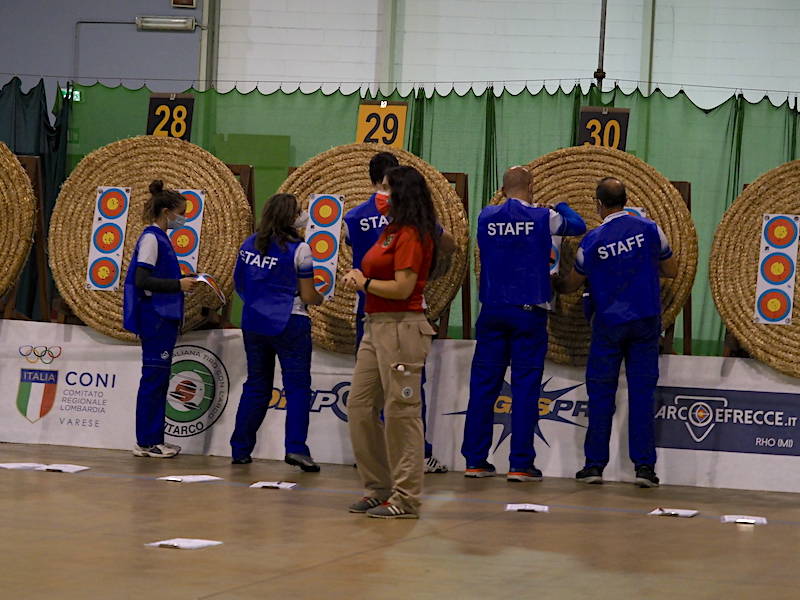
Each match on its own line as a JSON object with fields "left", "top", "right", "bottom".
{"left": 136, "top": 16, "right": 197, "bottom": 32}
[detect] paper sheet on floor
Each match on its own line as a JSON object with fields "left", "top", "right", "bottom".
{"left": 145, "top": 538, "right": 223, "bottom": 550}
{"left": 505, "top": 503, "right": 549, "bottom": 513}
{"left": 721, "top": 515, "right": 768, "bottom": 525}
{"left": 0, "top": 463, "right": 45, "bottom": 470}
{"left": 157, "top": 475, "right": 223, "bottom": 483}
{"left": 649, "top": 508, "right": 699, "bottom": 518}
{"left": 36, "top": 464, "right": 90, "bottom": 473}
{"left": 250, "top": 481, "right": 297, "bottom": 489}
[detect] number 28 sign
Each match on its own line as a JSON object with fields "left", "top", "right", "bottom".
{"left": 355, "top": 101, "right": 407, "bottom": 149}
{"left": 146, "top": 93, "right": 194, "bottom": 142}
{"left": 577, "top": 107, "right": 629, "bottom": 151}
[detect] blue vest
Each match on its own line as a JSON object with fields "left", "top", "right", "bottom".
{"left": 235, "top": 234, "right": 300, "bottom": 336}
{"left": 477, "top": 198, "right": 552, "bottom": 306}
{"left": 579, "top": 214, "right": 662, "bottom": 325}
{"left": 123, "top": 225, "right": 184, "bottom": 335}
{"left": 343, "top": 194, "right": 390, "bottom": 314}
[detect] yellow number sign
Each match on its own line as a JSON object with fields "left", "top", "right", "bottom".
{"left": 147, "top": 94, "right": 194, "bottom": 141}
{"left": 356, "top": 102, "right": 407, "bottom": 149}
{"left": 577, "top": 107, "right": 630, "bottom": 151}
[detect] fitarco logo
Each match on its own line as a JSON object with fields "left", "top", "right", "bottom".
{"left": 165, "top": 345, "right": 229, "bottom": 437}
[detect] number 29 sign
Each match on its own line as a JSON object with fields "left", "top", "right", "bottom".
{"left": 355, "top": 101, "right": 407, "bottom": 149}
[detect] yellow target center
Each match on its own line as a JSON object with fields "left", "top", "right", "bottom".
{"left": 107, "top": 198, "right": 119, "bottom": 210}
{"left": 102, "top": 232, "right": 115, "bottom": 245}
{"left": 775, "top": 225, "right": 788, "bottom": 240}
{"left": 319, "top": 205, "right": 332, "bottom": 218}
{"left": 177, "top": 234, "right": 190, "bottom": 248}
{"left": 98, "top": 266, "right": 110, "bottom": 279}
{"left": 186, "top": 199, "right": 194, "bottom": 214}
{"left": 767, "top": 298, "right": 782, "bottom": 312}
{"left": 316, "top": 240, "right": 329, "bottom": 253}
{"left": 770, "top": 263, "right": 785, "bottom": 276}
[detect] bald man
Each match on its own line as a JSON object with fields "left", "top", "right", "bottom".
{"left": 556, "top": 177, "right": 677, "bottom": 488}
{"left": 462, "top": 167, "right": 586, "bottom": 481}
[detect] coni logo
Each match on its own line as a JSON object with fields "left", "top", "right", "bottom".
{"left": 19, "top": 345, "right": 63, "bottom": 365}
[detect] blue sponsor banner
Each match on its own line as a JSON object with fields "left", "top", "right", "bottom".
{"left": 655, "top": 386, "right": 800, "bottom": 456}
{"left": 20, "top": 369, "right": 58, "bottom": 385}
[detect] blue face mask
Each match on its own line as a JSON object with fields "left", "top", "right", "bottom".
{"left": 167, "top": 213, "right": 187, "bottom": 230}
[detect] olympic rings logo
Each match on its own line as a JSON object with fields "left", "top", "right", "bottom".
{"left": 18, "top": 345, "right": 63, "bottom": 364}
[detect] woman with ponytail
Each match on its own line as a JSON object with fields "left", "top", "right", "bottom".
{"left": 229, "top": 193, "right": 324, "bottom": 471}
{"left": 123, "top": 180, "right": 196, "bottom": 458}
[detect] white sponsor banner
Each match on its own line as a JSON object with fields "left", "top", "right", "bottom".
{"left": 1, "top": 321, "right": 800, "bottom": 493}
{"left": 754, "top": 214, "right": 799, "bottom": 325}
{"left": 86, "top": 186, "right": 131, "bottom": 291}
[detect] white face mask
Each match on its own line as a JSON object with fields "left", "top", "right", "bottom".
{"left": 167, "top": 213, "right": 187, "bottom": 230}
{"left": 294, "top": 210, "right": 309, "bottom": 228}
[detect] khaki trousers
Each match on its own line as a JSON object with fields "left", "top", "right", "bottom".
{"left": 347, "top": 311, "right": 436, "bottom": 513}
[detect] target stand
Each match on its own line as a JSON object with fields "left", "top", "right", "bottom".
{"left": 661, "top": 180, "right": 693, "bottom": 355}
{"left": 1, "top": 155, "right": 50, "bottom": 322}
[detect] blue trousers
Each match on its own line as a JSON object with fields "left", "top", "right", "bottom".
{"left": 356, "top": 311, "right": 433, "bottom": 458}
{"left": 136, "top": 317, "right": 180, "bottom": 447}
{"left": 231, "top": 315, "right": 313, "bottom": 459}
{"left": 584, "top": 315, "right": 661, "bottom": 469}
{"left": 462, "top": 304, "right": 548, "bottom": 470}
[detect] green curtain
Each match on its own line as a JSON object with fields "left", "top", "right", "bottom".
{"left": 63, "top": 80, "right": 800, "bottom": 354}
{"left": 0, "top": 77, "right": 70, "bottom": 319}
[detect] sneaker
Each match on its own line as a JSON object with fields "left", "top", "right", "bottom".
{"left": 163, "top": 442, "right": 182, "bottom": 455}
{"left": 132, "top": 444, "right": 177, "bottom": 458}
{"left": 348, "top": 496, "right": 384, "bottom": 513}
{"left": 424, "top": 456, "right": 449, "bottom": 474}
{"left": 507, "top": 467, "right": 543, "bottom": 482}
{"left": 285, "top": 453, "right": 320, "bottom": 472}
{"left": 464, "top": 462, "right": 496, "bottom": 478}
{"left": 366, "top": 502, "right": 419, "bottom": 519}
{"left": 231, "top": 456, "right": 252, "bottom": 465}
{"left": 634, "top": 465, "right": 660, "bottom": 488}
{"left": 576, "top": 466, "right": 604, "bottom": 484}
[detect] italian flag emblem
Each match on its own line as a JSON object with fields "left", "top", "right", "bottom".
{"left": 16, "top": 369, "right": 58, "bottom": 423}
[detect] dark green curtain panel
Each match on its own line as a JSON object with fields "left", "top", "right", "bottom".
{"left": 0, "top": 77, "right": 70, "bottom": 319}
{"left": 63, "top": 81, "right": 800, "bottom": 354}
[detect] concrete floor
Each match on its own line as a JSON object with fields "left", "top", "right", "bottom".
{"left": 1, "top": 443, "right": 798, "bottom": 600}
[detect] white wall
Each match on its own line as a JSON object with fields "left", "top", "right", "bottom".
{"left": 216, "top": 0, "right": 800, "bottom": 106}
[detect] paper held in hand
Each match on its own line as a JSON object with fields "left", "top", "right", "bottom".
{"left": 191, "top": 273, "right": 226, "bottom": 304}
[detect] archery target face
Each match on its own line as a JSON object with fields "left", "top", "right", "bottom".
{"left": 88, "top": 257, "right": 119, "bottom": 289}
{"left": 757, "top": 289, "right": 792, "bottom": 322}
{"left": 760, "top": 253, "right": 794, "bottom": 286}
{"left": 623, "top": 206, "right": 647, "bottom": 218}
{"left": 170, "top": 227, "right": 199, "bottom": 257}
{"left": 97, "top": 188, "right": 128, "bottom": 219}
{"left": 310, "top": 195, "right": 343, "bottom": 227}
{"left": 764, "top": 216, "right": 798, "bottom": 249}
{"left": 93, "top": 223, "right": 124, "bottom": 254}
{"left": 313, "top": 266, "right": 334, "bottom": 295}
{"left": 182, "top": 190, "right": 203, "bottom": 223}
{"left": 308, "top": 231, "right": 338, "bottom": 262}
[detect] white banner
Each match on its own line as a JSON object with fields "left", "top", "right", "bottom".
{"left": 1, "top": 321, "right": 799, "bottom": 493}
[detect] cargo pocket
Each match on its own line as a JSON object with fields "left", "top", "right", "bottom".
{"left": 386, "top": 361, "right": 424, "bottom": 419}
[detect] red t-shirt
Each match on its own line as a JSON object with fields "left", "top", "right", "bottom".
{"left": 361, "top": 225, "right": 433, "bottom": 313}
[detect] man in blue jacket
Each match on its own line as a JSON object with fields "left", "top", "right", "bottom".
{"left": 556, "top": 177, "right": 677, "bottom": 487}
{"left": 462, "top": 166, "right": 586, "bottom": 481}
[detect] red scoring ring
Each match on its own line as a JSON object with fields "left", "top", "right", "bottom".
{"left": 310, "top": 196, "right": 342, "bottom": 227}
{"left": 89, "top": 258, "right": 119, "bottom": 288}
{"left": 98, "top": 189, "right": 127, "bottom": 219}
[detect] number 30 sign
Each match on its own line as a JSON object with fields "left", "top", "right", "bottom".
{"left": 576, "top": 106, "right": 629, "bottom": 151}
{"left": 146, "top": 93, "right": 195, "bottom": 142}
{"left": 355, "top": 101, "right": 407, "bottom": 149}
